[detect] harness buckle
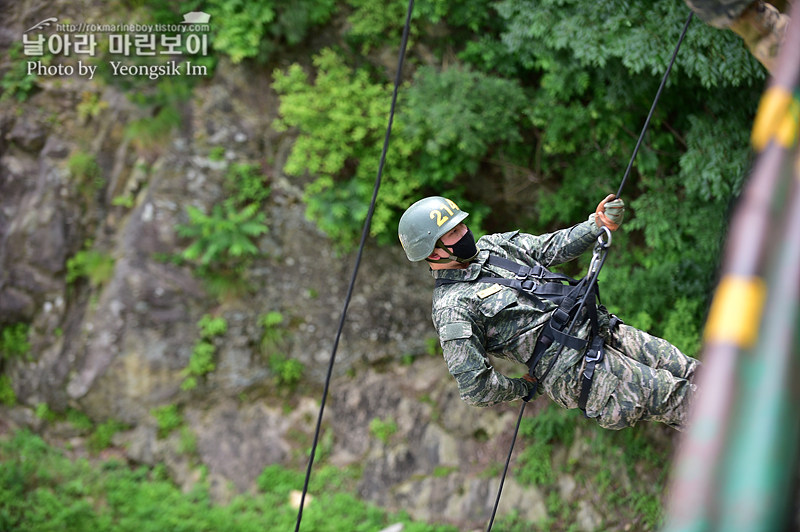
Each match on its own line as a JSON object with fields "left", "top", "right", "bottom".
{"left": 515, "top": 265, "right": 532, "bottom": 280}
{"left": 520, "top": 279, "right": 536, "bottom": 292}
{"left": 550, "top": 308, "right": 570, "bottom": 330}
{"left": 584, "top": 347, "right": 603, "bottom": 364}
{"left": 531, "top": 264, "right": 545, "bottom": 283}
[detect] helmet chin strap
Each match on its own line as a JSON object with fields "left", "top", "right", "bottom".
{"left": 424, "top": 239, "right": 478, "bottom": 264}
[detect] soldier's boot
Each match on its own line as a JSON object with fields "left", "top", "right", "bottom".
{"left": 729, "top": 1, "right": 789, "bottom": 74}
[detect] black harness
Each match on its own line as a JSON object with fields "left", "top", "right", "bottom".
{"left": 436, "top": 254, "right": 619, "bottom": 416}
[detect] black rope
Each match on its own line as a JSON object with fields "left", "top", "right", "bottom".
{"left": 486, "top": 398, "right": 527, "bottom": 531}
{"left": 293, "top": 1, "right": 415, "bottom": 530}
{"left": 617, "top": 11, "right": 694, "bottom": 198}
{"left": 485, "top": 11, "right": 693, "bottom": 532}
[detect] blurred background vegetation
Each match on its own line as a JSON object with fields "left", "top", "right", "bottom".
{"left": 1, "top": 0, "right": 768, "bottom": 529}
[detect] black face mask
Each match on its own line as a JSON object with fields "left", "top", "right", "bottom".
{"left": 449, "top": 228, "right": 478, "bottom": 261}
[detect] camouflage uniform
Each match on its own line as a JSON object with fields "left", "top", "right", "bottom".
{"left": 431, "top": 216, "right": 699, "bottom": 430}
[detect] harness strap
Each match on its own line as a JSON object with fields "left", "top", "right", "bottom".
{"left": 485, "top": 255, "right": 578, "bottom": 285}
{"left": 577, "top": 314, "right": 623, "bottom": 416}
{"left": 578, "top": 335, "right": 605, "bottom": 413}
{"left": 436, "top": 253, "right": 608, "bottom": 411}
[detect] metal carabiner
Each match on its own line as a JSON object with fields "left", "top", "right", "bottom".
{"left": 589, "top": 227, "right": 612, "bottom": 274}
{"left": 597, "top": 225, "right": 612, "bottom": 249}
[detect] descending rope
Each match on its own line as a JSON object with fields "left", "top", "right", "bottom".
{"left": 617, "top": 11, "right": 695, "bottom": 198}
{"left": 485, "top": 11, "right": 694, "bottom": 532}
{"left": 293, "top": 1, "right": 415, "bottom": 530}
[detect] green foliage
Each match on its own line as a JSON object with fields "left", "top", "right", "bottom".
{"left": 511, "top": 405, "right": 670, "bottom": 529}
{"left": 65, "top": 409, "right": 94, "bottom": 432}
{"left": 0, "top": 323, "right": 31, "bottom": 361}
{"left": 273, "top": 48, "right": 406, "bottom": 248}
{"left": 516, "top": 405, "right": 578, "bottom": 486}
{"left": 76, "top": 91, "right": 109, "bottom": 123}
{"left": 0, "top": 43, "right": 43, "bottom": 102}
{"left": 259, "top": 311, "right": 302, "bottom": 389}
{"left": 425, "top": 337, "right": 443, "bottom": 357}
{"left": 273, "top": 49, "right": 515, "bottom": 249}
{"left": 225, "top": 163, "right": 271, "bottom": 207}
{"left": 0, "top": 375, "right": 16, "bottom": 406}
{"left": 344, "top": 0, "right": 412, "bottom": 51}
{"left": 178, "top": 202, "right": 268, "bottom": 268}
{"left": 35, "top": 403, "right": 57, "bottom": 422}
{"left": 111, "top": 195, "right": 135, "bottom": 208}
{"left": 0, "top": 430, "right": 457, "bottom": 531}
{"left": 66, "top": 244, "right": 116, "bottom": 288}
{"left": 151, "top": 404, "right": 183, "bottom": 438}
{"left": 345, "top": 0, "right": 494, "bottom": 51}
{"left": 259, "top": 311, "right": 285, "bottom": 352}
{"left": 198, "top": 314, "right": 228, "bottom": 338}
{"left": 88, "top": 419, "right": 127, "bottom": 453}
{"left": 67, "top": 151, "right": 105, "bottom": 200}
{"left": 267, "top": 353, "right": 305, "bottom": 389}
{"left": 206, "top": 0, "right": 336, "bottom": 63}
{"left": 497, "top": 0, "right": 765, "bottom": 88}
{"left": 177, "top": 197, "right": 268, "bottom": 299}
{"left": 402, "top": 65, "right": 529, "bottom": 180}
{"left": 369, "top": 417, "right": 398, "bottom": 443}
{"left": 125, "top": 105, "right": 183, "bottom": 152}
{"left": 208, "top": 146, "right": 226, "bottom": 161}
{"left": 182, "top": 343, "right": 215, "bottom": 391}
{"left": 182, "top": 314, "right": 227, "bottom": 391}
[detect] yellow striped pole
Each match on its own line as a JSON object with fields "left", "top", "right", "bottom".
{"left": 663, "top": 4, "right": 800, "bottom": 530}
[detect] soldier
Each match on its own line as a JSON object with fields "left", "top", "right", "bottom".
{"left": 685, "top": 0, "right": 789, "bottom": 73}
{"left": 398, "top": 195, "right": 699, "bottom": 430}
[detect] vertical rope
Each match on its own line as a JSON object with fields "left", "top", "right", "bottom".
{"left": 485, "top": 402, "right": 526, "bottom": 531}
{"left": 617, "top": 11, "right": 694, "bottom": 199}
{"left": 294, "top": 1, "right": 415, "bottom": 530}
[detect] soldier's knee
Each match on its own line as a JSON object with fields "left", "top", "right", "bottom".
{"left": 594, "top": 390, "right": 651, "bottom": 430}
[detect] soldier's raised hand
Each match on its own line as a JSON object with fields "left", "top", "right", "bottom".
{"left": 595, "top": 194, "right": 624, "bottom": 231}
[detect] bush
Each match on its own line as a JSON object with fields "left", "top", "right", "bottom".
{"left": 0, "top": 430, "right": 458, "bottom": 531}
{"left": 273, "top": 50, "right": 511, "bottom": 250}
{"left": 369, "top": 417, "right": 398, "bottom": 443}
{"left": 0, "top": 323, "right": 30, "bottom": 361}
{"left": 225, "top": 163, "right": 271, "bottom": 207}
{"left": 67, "top": 151, "right": 104, "bottom": 200}
{"left": 0, "top": 43, "right": 43, "bottom": 102}
{"left": 205, "top": 0, "right": 336, "bottom": 63}
{"left": 151, "top": 404, "right": 183, "bottom": 438}
{"left": 267, "top": 353, "right": 304, "bottom": 389}
{"left": 181, "top": 315, "right": 227, "bottom": 391}
{"left": 66, "top": 246, "right": 116, "bottom": 288}
{"left": 0, "top": 375, "right": 16, "bottom": 406}
{"left": 88, "top": 419, "right": 127, "bottom": 453}
{"left": 259, "top": 311, "right": 285, "bottom": 354}
{"left": 178, "top": 202, "right": 268, "bottom": 269}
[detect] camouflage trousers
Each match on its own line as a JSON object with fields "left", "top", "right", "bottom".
{"left": 542, "top": 322, "right": 699, "bottom": 431}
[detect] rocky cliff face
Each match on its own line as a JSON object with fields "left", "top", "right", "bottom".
{"left": 0, "top": 5, "right": 674, "bottom": 530}
{"left": 0, "top": 24, "right": 535, "bottom": 532}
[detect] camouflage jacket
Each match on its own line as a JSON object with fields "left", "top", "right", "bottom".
{"left": 431, "top": 217, "right": 606, "bottom": 407}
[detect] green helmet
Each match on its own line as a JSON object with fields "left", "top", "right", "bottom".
{"left": 398, "top": 196, "right": 469, "bottom": 262}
